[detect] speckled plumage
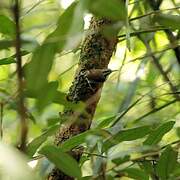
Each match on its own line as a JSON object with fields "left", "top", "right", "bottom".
{"left": 67, "top": 69, "right": 95, "bottom": 102}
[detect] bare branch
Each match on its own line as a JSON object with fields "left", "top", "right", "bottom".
{"left": 13, "top": 0, "right": 28, "bottom": 152}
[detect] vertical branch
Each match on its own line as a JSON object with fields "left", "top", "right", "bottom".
{"left": 13, "top": 0, "right": 28, "bottom": 151}
{"left": 0, "top": 103, "right": 3, "bottom": 139}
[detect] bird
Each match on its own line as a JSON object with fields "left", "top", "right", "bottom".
{"left": 85, "top": 68, "right": 117, "bottom": 83}
{"left": 67, "top": 68, "right": 117, "bottom": 102}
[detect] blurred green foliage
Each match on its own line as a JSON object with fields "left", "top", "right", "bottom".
{"left": 0, "top": 0, "right": 179, "bottom": 179}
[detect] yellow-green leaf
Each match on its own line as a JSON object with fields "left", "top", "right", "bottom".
{"left": 143, "top": 121, "right": 175, "bottom": 145}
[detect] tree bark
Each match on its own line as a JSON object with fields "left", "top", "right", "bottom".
{"left": 48, "top": 17, "right": 119, "bottom": 180}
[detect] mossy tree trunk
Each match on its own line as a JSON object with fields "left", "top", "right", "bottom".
{"left": 48, "top": 17, "right": 119, "bottom": 180}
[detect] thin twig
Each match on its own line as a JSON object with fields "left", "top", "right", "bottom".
{"left": 13, "top": 0, "right": 28, "bottom": 151}
{"left": 130, "top": 6, "right": 180, "bottom": 21}
{"left": 104, "top": 140, "right": 180, "bottom": 176}
{"left": 118, "top": 27, "right": 170, "bottom": 39}
{"left": 133, "top": 99, "right": 177, "bottom": 123}
{"left": 128, "top": 0, "right": 145, "bottom": 5}
{"left": 31, "top": 154, "right": 44, "bottom": 161}
{"left": 171, "top": 0, "right": 180, "bottom": 14}
{"left": 127, "top": 43, "right": 180, "bottom": 63}
{"left": 116, "top": 49, "right": 127, "bottom": 87}
{"left": 22, "top": 0, "right": 47, "bottom": 17}
{"left": 111, "top": 81, "right": 178, "bottom": 126}
{"left": 58, "top": 63, "right": 77, "bottom": 78}
{"left": 84, "top": 151, "right": 107, "bottom": 158}
{"left": 32, "top": 151, "right": 106, "bottom": 160}
{"left": 132, "top": 140, "right": 180, "bottom": 162}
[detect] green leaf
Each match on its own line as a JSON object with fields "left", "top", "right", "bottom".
{"left": 0, "top": 88, "right": 10, "bottom": 96}
{"left": 154, "top": 14, "right": 180, "bottom": 30}
{"left": 93, "top": 156, "right": 104, "bottom": 176}
{"left": 97, "top": 115, "right": 116, "bottom": 128}
{"left": 101, "top": 21, "right": 124, "bottom": 38}
{"left": 36, "top": 81, "right": 58, "bottom": 111}
{"left": 0, "top": 51, "right": 29, "bottom": 65}
{"left": 112, "top": 155, "right": 130, "bottom": 165}
{"left": 60, "top": 131, "right": 91, "bottom": 152}
{"left": 25, "top": 89, "right": 67, "bottom": 106}
{"left": 143, "top": 121, "right": 175, "bottom": 146}
{"left": 27, "top": 111, "right": 36, "bottom": 124}
{"left": 177, "top": 127, "right": 180, "bottom": 138}
{"left": 47, "top": 117, "right": 60, "bottom": 126}
{"left": 78, "top": 176, "right": 92, "bottom": 180}
{"left": 64, "top": 0, "right": 85, "bottom": 50}
{"left": 25, "top": 2, "right": 79, "bottom": 93}
{"left": 103, "top": 126, "right": 151, "bottom": 151}
{"left": 121, "top": 168, "right": 149, "bottom": 180}
{"left": 0, "top": 15, "right": 15, "bottom": 36}
{"left": 86, "top": 0, "right": 126, "bottom": 21}
{"left": 105, "top": 175, "right": 114, "bottom": 180}
{"left": 172, "top": 162, "right": 180, "bottom": 178}
{"left": 0, "top": 40, "right": 14, "bottom": 50}
{"left": 39, "top": 145, "right": 82, "bottom": 178}
{"left": 156, "top": 146, "right": 178, "bottom": 180}
{"left": 0, "top": 57, "right": 15, "bottom": 65}
{"left": 21, "top": 36, "right": 40, "bottom": 52}
{"left": 25, "top": 44, "right": 56, "bottom": 92}
{"left": 27, "top": 124, "right": 59, "bottom": 157}
{"left": 138, "top": 161, "right": 153, "bottom": 175}
{"left": 51, "top": 2, "right": 79, "bottom": 52}
{"left": 26, "top": 87, "right": 85, "bottom": 111}
{"left": 60, "top": 129, "right": 107, "bottom": 152}
{"left": 118, "top": 77, "right": 139, "bottom": 113}
{"left": 53, "top": 90, "right": 74, "bottom": 107}
{"left": 146, "top": 63, "right": 158, "bottom": 85}
{"left": 0, "top": 39, "right": 39, "bottom": 50}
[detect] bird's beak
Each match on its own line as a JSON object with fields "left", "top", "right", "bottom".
{"left": 111, "top": 70, "right": 119, "bottom": 72}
